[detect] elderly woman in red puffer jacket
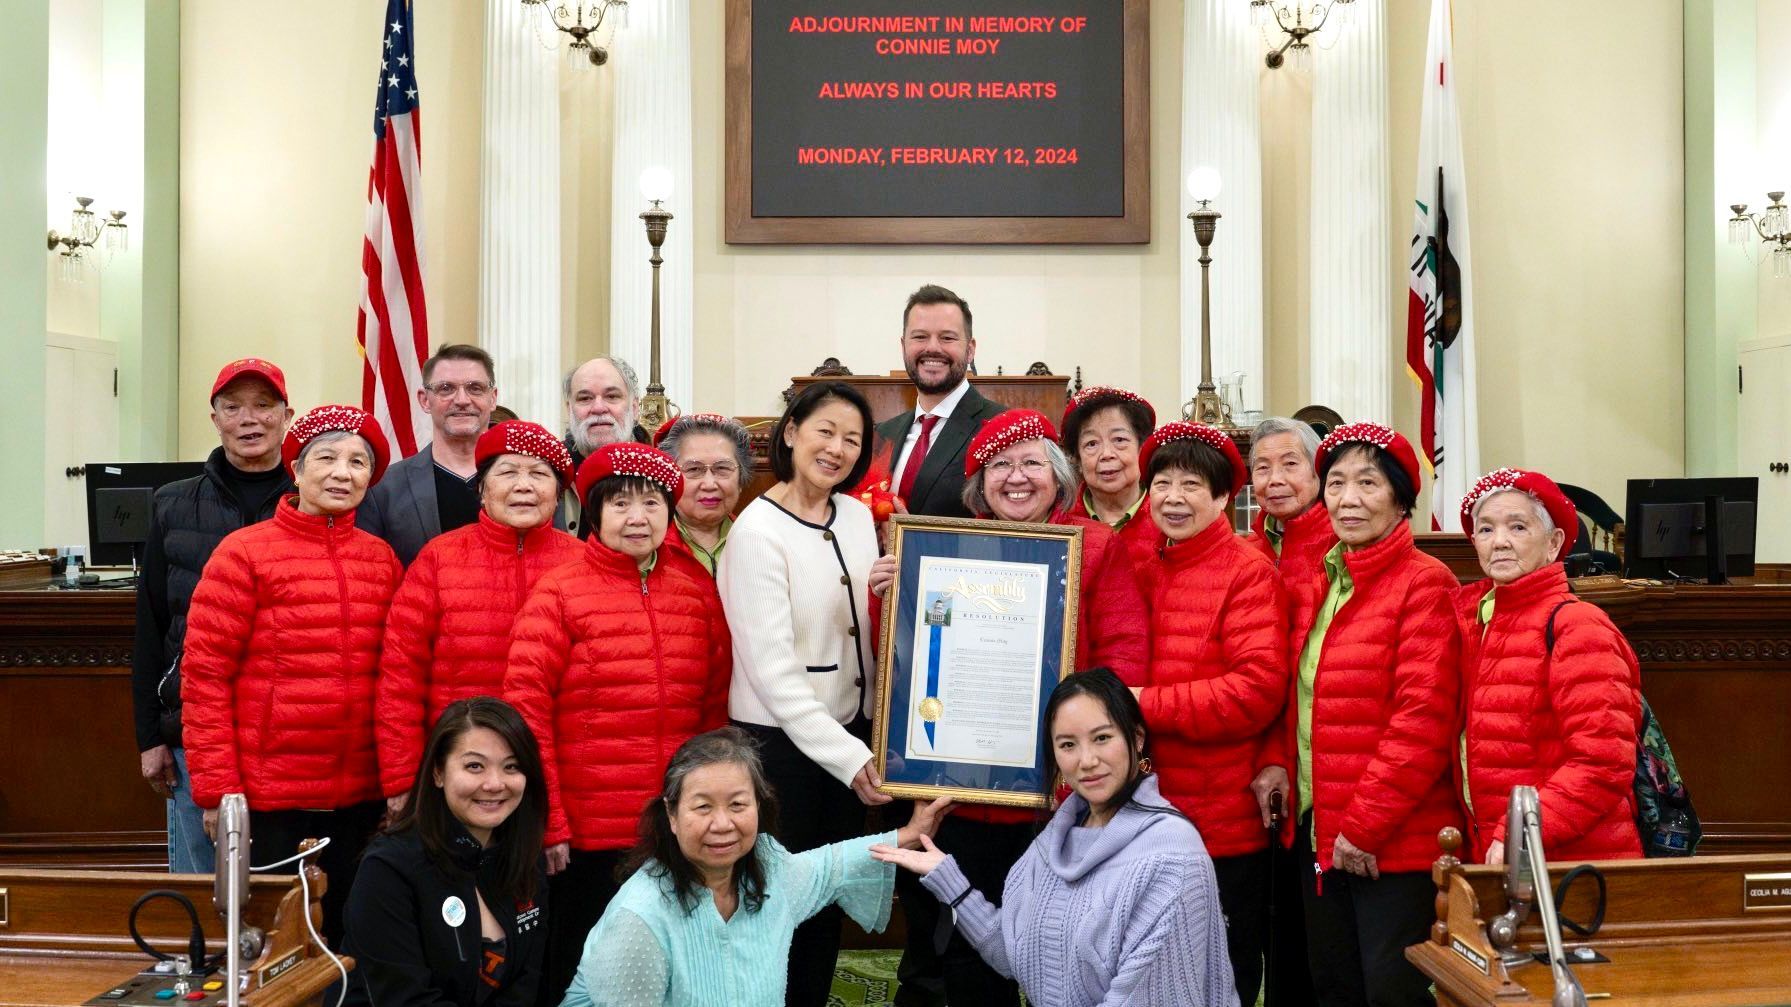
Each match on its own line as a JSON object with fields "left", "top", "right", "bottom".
{"left": 374, "top": 421, "right": 584, "bottom": 810}
{"left": 503, "top": 442, "right": 732, "bottom": 1007}
{"left": 1128, "top": 421, "right": 1287, "bottom": 1007}
{"left": 181, "top": 405, "right": 403, "bottom": 948}
{"left": 1457, "top": 468, "right": 1643, "bottom": 865}
{"left": 1259, "top": 422, "right": 1463, "bottom": 1007}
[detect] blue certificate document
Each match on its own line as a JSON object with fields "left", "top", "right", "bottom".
{"left": 905, "top": 557, "right": 1050, "bottom": 769}
{"left": 874, "top": 515, "right": 1081, "bottom": 808}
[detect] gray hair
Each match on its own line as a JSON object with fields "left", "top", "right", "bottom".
{"left": 1248, "top": 417, "right": 1322, "bottom": 468}
{"left": 293, "top": 430, "right": 372, "bottom": 474}
{"left": 660, "top": 727, "right": 773, "bottom": 809}
{"left": 1469, "top": 487, "right": 1557, "bottom": 535}
{"left": 563, "top": 355, "right": 641, "bottom": 402}
{"left": 658, "top": 414, "right": 755, "bottom": 485}
{"left": 961, "top": 438, "right": 1077, "bottom": 516}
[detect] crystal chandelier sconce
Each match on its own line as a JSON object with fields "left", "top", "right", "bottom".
{"left": 521, "top": 0, "right": 628, "bottom": 68}
{"left": 45, "top": 196, "right": 129, "bottom": 282}
{"left": 1729, "top": 191, "right": 1790, "bottom": 279}
{"left": 1250, "top": 0, "right": 1356, "bottom": 70}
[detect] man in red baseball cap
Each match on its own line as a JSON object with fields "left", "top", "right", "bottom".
{"left": 132, "top": 357, "right": 296, "bottom": 874}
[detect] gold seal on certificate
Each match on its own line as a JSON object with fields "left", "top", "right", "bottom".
{"left": 918, "top": 696, "right": 944, "bottom": 722}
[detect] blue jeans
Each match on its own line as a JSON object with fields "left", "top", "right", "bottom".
{"left": 167, "top": 747, "right": 215, "bottom": 873}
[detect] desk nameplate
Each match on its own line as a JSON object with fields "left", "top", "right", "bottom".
{"left": 1743, "top": 871, "right": 1791, "bottom": 912}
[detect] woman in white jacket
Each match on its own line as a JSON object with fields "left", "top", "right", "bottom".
{"left": 717, "top": 380, "right": 888, "bottom": 1007}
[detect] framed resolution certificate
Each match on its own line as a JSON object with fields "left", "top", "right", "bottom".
{"left": 873, "top": 515, "right": 1082, "bottom": 808}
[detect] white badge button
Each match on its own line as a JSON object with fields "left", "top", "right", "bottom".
{"left": 442, "top": 896, "right": 467, "bottom": 928}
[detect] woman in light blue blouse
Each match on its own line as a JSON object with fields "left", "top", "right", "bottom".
{"left": 562, "top": 728, "right": 949, "bottom": 1007}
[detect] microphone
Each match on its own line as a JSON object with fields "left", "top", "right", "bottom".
{"left": 212, "top": 794, "right": 263, "bottom": 1007}
{"left": 1488, "top": 788, "right": 1535, "bottom": 958}
{"left": 1504, "top": 786, "right": 1590, "bottom": 1007}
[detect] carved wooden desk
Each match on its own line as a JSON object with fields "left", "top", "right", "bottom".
{"left": 1409, "top": 832, "right": 1791, "bottom": 1006}
{"left": 0, "top": 864, "right": 350, "bottom": 1007}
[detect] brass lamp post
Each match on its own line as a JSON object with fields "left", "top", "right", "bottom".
{"left": 1183, "top": 167, "right": 1230, "bottom": 426}
{"left": 636, "top": 166, "right": 678, "bottom": 433}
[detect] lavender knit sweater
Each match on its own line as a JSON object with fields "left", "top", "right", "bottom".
{"left": 919, "top": 775, "right": 1239, "bottom": 1007}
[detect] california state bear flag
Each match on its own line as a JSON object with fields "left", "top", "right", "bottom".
{"left": 1406, "top": 0, "right": 1479, "bottom": 530}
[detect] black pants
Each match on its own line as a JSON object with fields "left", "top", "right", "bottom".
{"left": 1212, "top": 849, "right": 1272, "bottom": 1007}
{"left": 738, "top": 721, "right": 868, "bottom": 1007}
{"left": 248, "top": 800, "right": 383, "bottom": 950}
{"left": 893, "top": 816, "right": 1033, "bottom": 1007}
{"left": 538, "top": 848, "right": 627, "bottom": 1007}
{"left": 1296, "top": 813, "right": 1436, "bottom": 1007}
{"left": 1264, "top": 840, "right": 1317, "bottom": 1007}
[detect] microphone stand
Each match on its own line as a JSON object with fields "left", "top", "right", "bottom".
{"left": 1514, "top": 787, "right": 1589, "bottom": 1007}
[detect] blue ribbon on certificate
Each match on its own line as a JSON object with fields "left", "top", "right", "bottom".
{"left": 923, "top": 620, "right": 943, "bottom": 746}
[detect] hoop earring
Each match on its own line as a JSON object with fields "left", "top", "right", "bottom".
{"left": 1137, "top": 757, "right": 1154, "bottom": 776}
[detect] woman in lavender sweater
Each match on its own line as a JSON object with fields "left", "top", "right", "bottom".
{"left": 873, "top": 669, "right": 1240, "bottom": 1007}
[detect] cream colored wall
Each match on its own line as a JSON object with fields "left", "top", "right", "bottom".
{"left": 1298, "top": 0, "right": 1683, "bottom": 510}
{"left": 171, "top": 0, "right": 1692, "bottom": 509}
{"left": 176, "top": 1, "right": 485, "bottom": 456}
{"left": 1760, "top": 0, "right": 1791, "bottom": 337}
{"left": 687, "top": 0, "right": 1187, "bottom": 419}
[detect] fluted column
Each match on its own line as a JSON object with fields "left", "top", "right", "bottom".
{"left": 479, "top": 0, "right": 562, "bottom": 430}
{"left": 1308, "top": 0, "right": 1391, "bottom": 423}
{"left": 609, "top": 0, "right": 694, "bottom": 410}
{"left": 1181, "top": 0, "right": 1265, "bottom": 414}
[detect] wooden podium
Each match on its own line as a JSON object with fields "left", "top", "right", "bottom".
{"left": 1409, "top": 830, "right": 1791, "bottom": 1005}
{"left": 0, "top": 855, "right": 350, "bottom": 1006}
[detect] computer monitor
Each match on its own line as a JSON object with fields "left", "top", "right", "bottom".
{"left": 84, "top": 461, "right": 205, "bottom": 567}
{"left": 1623, "top": 477, "right": 1758, "bottom": 581}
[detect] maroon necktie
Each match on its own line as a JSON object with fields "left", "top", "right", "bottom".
{"left": 896, "top": 414, "right": 940, "bottom": 503}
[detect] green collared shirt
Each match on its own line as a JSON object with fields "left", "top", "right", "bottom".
{"left": 1477, "top": 589, "right": 1496, "bottom": 628}
{"left": 1083, "top": 488, "right": 1148, "bottom": 531}
{"left": 1296, "top": 543, "right": 1354, "bottom": 819}
{"left": 676, "top": 516, "right": 732, "bottom": 576}
{"left": 639, "top": 549, "right": 658, "bottom": 577}
{"left": 1461, "top": 588, "right": 1498, "bottom": 816}
{"left": 1262, "top": 515, "right": 1286, "bottom": 556}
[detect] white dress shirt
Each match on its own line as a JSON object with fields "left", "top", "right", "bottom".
{"left": 892, "top": 378, "right": 973, "bottom": 490}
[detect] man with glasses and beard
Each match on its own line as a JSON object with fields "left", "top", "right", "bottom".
{"left": 875, "top": 285, "right": 1006, "bottom": 1007}
{"left": 559, "top": 354, "right": 650, "bottom": 537}
{"left": 359, "top": 344, "right": 499, "bottom": 567}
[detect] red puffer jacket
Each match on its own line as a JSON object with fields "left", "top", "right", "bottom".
{"left": 1456, "top": 564, "right": 1643, "bottom": 862}
{"left": 959, "top": 512, "right": 1151, "bottom": 827}
{"left": 1139, "top": 518, "right": 1289, "bottom": 857}
{"left": 182, "top": 497, "right": 403, "bottom": 811}
{"left": 376, "top": 513, "right": 584, "bottom": 797}
{"left": 504, "top": 537, "right": 732, "bottom": 851}
{"left": 1244, "top": 503, "right": 1338, "bottom": 582}
{"left": 1271, "top": 522, "right": 1464, "bottom": 875}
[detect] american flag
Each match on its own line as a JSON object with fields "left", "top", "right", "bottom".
{"left": 357, "top": 0, "right": 430, "bottom": 458}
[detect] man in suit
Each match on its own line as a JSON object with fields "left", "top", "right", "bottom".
{"left": 875, "top": 284, "right": 1005, "bottom": 520}
{"left": 358, "top": 344, "right": 498, "bottom": 567}
{"left": 877, "top": 285, "right": 1006, "bottom": 1007}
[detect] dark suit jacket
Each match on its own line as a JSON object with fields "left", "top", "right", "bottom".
{"left": 357, "top": 443, "right": 442, "bottom": 568}
{"left": 874, "top": 384, "right": 1007, "bottom": 519}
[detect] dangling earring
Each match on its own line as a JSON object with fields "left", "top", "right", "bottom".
{"left": 1138, "top": 756, "right": 1154, "bottom": 776}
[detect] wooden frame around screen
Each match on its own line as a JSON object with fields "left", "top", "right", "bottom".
{"left": 724, "top": 0, "right": 1151, "bottom": 245}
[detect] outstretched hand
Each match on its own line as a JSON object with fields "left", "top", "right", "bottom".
{"left": 870, "top": 833, "right": 947, "bottom": 877}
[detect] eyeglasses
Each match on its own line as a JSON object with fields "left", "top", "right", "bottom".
{"left": 680, "top": 463, "right": 740, "bottom": 482}
{"left": 985, "top": 459, "right": 1050, "bottom": 477}
{"left": 426, "top": 381, "right": 494, "bottom": 399}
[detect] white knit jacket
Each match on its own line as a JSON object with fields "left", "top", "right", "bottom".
{"left": 718, "top": 493, "right": 878, "bottom": 785}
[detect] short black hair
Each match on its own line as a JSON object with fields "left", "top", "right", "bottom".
{"left": 423, "top": 343, "right": 496, "bottom": 385}
{"left": 768, "top": 381, "right": 875, "bottom": 491}
{"left": 584, "top": 474, "right": 672, "bottom": 535}
{"left": 902, "top": 284, "right": 973, "bottom": 339}
{"left": 1317, "top": 442, "right": 1418, "bottom": 515}
{"left": 1062, "top": 394, "right": 1154, "bottom": 455}
{"left": 1144, "top": 439, "right": 1236, "bottom": 500}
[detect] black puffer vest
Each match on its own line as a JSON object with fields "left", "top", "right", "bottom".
{"left": 151, "top": 448, "right": 291, "bottom": 743}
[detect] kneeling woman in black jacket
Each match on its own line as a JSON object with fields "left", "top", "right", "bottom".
{"left": 339, "top": 696, "right": 549, "bottom": 1006}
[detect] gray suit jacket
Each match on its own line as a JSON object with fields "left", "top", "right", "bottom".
{"left": 357, "top": 443, "right": 441, "bottom": 568}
